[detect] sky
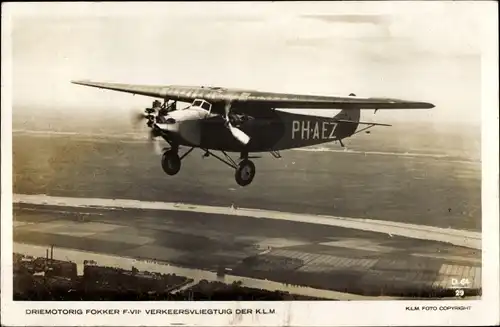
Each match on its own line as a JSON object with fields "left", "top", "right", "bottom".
{"left": 6, "top": 2, "right": 493, "bottom": 126}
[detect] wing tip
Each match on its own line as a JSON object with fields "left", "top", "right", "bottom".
{"left": 71, "top": 79, "right": 91, "bottom": 85}
{"left": 403, "top": 99, "right": 434, "bottom": 109}
{"left": 394, "top": 100, "right": 435, "bottom": 109}
{"left": 421, "top": 102, "right": 435, "bottom": 109}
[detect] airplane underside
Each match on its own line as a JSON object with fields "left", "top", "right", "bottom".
{"left": 159, "top": 145, "right": 260, "bottom": 187}
{"left": 155, "top": 128, "right": 341, "bottom": 187}
{"left": 142, "top": 99, "right": 374, "bottom": 187}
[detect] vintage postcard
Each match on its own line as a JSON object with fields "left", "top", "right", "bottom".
{"left": 1, "top": 1, "right": 498, "bottom": 326}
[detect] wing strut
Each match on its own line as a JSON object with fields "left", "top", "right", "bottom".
{"left": 202, "top": 149, "right": 239, "bottom": 169}
{"left": 352, "top": 123, "right": 389, "bottom": 135}
{"left": 270, "top": 151, "right": 282, "bottom": 159}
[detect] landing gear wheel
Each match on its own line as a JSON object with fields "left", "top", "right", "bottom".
{"left": 235, "top": 160, "right": 255, "bottom": 186}
{"left": 161, "top": 151, "right": 181, "bottom": 175}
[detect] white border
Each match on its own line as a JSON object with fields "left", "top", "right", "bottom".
{"left": 1, "top": 2, "right": 499, "bottom": 326}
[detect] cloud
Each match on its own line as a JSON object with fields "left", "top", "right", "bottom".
{"left": 8, "top": 3, "right": 484, "bottom": 125}
{"left": 281, "top": 9, "right": 481, "bottom": 65}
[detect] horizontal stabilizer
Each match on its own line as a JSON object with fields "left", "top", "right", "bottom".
{"left": 334, "top": 119, "right": 392, "bottom": 127}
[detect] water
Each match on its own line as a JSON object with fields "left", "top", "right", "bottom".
{"left": 12, "top": 129, "right": 481, "bottom": 231}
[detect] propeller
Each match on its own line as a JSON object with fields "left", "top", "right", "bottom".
{"left": 224, "top": 102, "right": 250, "bottom": 145}
{"left": 130, "top": 105, "right": 156, "bottom": 128}
{"left": 131, "top": 112, "right": 149, "bottom": 127}
{"left": 130, "top": 100, "right": 165, "bottom": 155}
{"left": 149, "top": 129, "right": 163, "bottom": 155}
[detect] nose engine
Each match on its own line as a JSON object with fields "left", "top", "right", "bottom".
{"left": 144, "top": 106, "right": 157, "bottom": 127}
{"left": 131, "top": 99, "right": 179, "bottom": 152}
{"left": 134, "top": 100, "right": 177, "bottom": 127}
{"left": 130, "top": 98, "right": 258, "bottom": 187}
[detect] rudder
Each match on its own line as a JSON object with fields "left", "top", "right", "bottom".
{"left": 333, "top": 108, "right": 360, "bottom": 122}
{"left": 333, "top": 107, "right": 360, "bottom": 139}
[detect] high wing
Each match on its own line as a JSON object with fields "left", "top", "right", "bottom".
{"left": 71, "top": 80, "right": 434, "bottom": 110}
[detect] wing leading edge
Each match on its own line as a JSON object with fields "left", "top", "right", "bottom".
{"left": 71, "top": 80, "right": 434, "bottom": 110}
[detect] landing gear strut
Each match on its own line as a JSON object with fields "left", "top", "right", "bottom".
{"left": 158, "top": 145, "right": 257, "bottom": 186}
{"left": 160, "top": 146, "right": 196, "bottom": 176}
{"left": 201, "top": 149, "right": 256, "bottom": 186}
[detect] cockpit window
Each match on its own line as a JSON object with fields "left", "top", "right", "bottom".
{"left": 201, "top": 102, "right": 211, "bottom": 111}
{"left": 192, "top": 99, "right": 211, "bottom": 112}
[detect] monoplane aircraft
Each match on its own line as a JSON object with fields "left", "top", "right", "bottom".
{"left": 72, "top": 80, "right": 434, "bottom": 186}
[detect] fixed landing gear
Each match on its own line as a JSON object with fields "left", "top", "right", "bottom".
{"left": 160, "top": 146, "right": 196, "bottom": 176}
{"left": 235, "top": 159, "right": 256, "bottom": 187}
{"left": 159, "top": 146, "right": 257, "bottom": 186}
{"left": 161, "top": 150, "right": 181, "bottom": 175}
{"left": 201, "top": 149, "right": 257, "bottom": 187}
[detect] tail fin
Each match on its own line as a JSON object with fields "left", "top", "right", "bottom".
{"left": 333, "top": 108, "right": 360, "bottom": 139}
{"left": 334, "top": 93, "right": 360, "bottom": 123}
{"left": 333, "top": 108, "right": 360, "bottom": 122}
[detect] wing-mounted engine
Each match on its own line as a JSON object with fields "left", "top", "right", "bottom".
{"left": 193, "top": 100, "right": 254, "bottom": 145}
{"left": 228, "top": 112, "right": 254, "bottom": 128}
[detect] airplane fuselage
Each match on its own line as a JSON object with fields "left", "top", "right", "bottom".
{"left": 71, "top": 79, "right": 433, "bottom": 186}
{"left": 158, "top": 106, "right": 359, "bottom": 152}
